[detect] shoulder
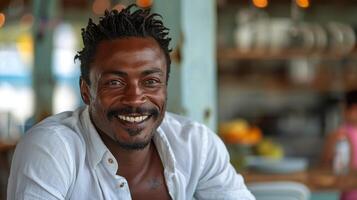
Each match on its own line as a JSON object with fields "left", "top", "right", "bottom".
{"left": 14, "top": 108, "right": 86, "bottom": 167}
{"left": 159, "top": 113, "right": 254, "bottom": 199}
{"left": 25, "top": 108, "right": 85, "bottom": 145}
{"left": 160, "top": 112, "right": 218, "bottom": 145}
{"left": 8, "top": 109, "right": 87, "bottom": 199}
{"left": 159, "top": 112, "right": 226, "bottom": 169}
{"left": 161, "top": 112, "right": 214, "bottom": 135}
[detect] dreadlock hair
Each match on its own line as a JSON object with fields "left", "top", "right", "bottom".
{"left": 74, "top": 4, "right": 172, "bottom": 84}
{"left": 345, "top": 89, "right": 357, "bottom": 108}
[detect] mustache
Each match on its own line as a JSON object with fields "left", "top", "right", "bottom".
{"left": 107, "top": 106, "right": 159, "bottom": 120}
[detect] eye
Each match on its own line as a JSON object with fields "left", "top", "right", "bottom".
{"left": 144, "top": 79, "right": 161, "bottom": 87}
{"left": 108, "top": 80, "right": 125, "bottom": 88}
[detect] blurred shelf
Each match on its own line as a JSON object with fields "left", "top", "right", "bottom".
{"left": 218, "top": 70, "right": 357, "bottom": 92}
{"left": 217, "top": 48, "right": 357, "bottom": 92}
{"left": 217, "top": 48, "right": 357, "bottom": 61}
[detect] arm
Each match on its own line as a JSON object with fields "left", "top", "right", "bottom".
{"left": 194, "top": 129, "right": 255, "bottom": 200}
{"left": 320, "top": 129, "right": 347, "bottom": 169}
{"left": 7, "top": 127, "right": 74, "bottom": 200}
{"left": 320, "top": 131, "right": 338, "bottom": 168}
{"left": 320, "top": 128, "right": 357, "bottom": 171}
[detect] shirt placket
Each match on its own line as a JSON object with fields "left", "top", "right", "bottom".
{"left": 154, "top": 130, "right": 179, "bottom": 200}
{"left": 99, "top": 152, "right": 132, "bottom": 200}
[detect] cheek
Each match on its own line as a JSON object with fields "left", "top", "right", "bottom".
{"left": 150, "top": 89, "right": 167, "bottom": 109}
{"left": 90, "top": 93, "right": 113, "bottom": 118}
{"left": 94, "top": 88, "right": 116, "bottom": 106}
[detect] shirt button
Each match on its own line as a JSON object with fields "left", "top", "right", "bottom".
{"left": 108, "top": 158, "right": 114, "bottom": 164}
{"left": 119, "top": 182, "right": 125, "bottom": 188}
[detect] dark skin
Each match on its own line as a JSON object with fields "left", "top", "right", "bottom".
{"left": 80, "top": 37, "right": 171, "bottom": 200}
{"left": 320, "top": 104, "right": 357, "bottom": 171}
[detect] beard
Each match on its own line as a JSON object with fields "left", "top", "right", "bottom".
{"left": 90, "top": 101, "right": 167, "bottom": 151}
{"left": 107, "top": 105, "right": 166, "bottom": 150}
{"left": 115, "top": 131, "right": 155, "bottom": 150}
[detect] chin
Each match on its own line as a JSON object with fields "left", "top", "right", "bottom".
{"left": 114, "top": 128, "right": 155, "bottom": 150}
{"left": 116, "top": 137, "right": 153, "bottom": 150}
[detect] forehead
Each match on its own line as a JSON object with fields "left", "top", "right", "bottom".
{"left": 92, "top": 37, "right": 166, "bottom": 68}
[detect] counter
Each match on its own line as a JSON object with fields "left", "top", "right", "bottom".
{"left": 242, "top": 168, "right": 357, "bottom": 191}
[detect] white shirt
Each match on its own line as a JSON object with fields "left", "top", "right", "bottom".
{"left": 8, "top": 106, "right": 254, "bottom": 200}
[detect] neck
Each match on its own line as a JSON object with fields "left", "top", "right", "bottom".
{"left": 98, "top": 130, "right": 155, "bottom": 181}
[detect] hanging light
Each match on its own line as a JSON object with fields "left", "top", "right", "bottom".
{"left": 20, "top": 13, "right": 34, "bottom": 27}
{"left": 0, "top": 13, "right": 5, "bottom": 28}
{"left": 252, "top": 0, "right": 268, "bottom": 8}
{"left": 296, "top": 0, "right": 309, "bottom": 8}
{"left": 113, "top": 3, "right": 126, "bottom": 12}
{"left": 92, "top": 0, "right": 111, "bottom": 15}
{"left": 136, "top": 0, "right": 153, "bottom": 8}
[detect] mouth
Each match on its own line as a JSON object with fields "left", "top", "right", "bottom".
{"left": 114, "top": 114, "right": 152, "bottom": 136}
{"left": 116, "top": 114, "right": 151, "bottom": 124}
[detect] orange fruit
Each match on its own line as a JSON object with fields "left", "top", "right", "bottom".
{"left": 222, "top": 131, "right": 247, "bottom": 144}
{"left": 136, "top": 0, "right": 153, "bottom": 8}
{"left": 233, "top": 127, "right": 263, "bottom": 145}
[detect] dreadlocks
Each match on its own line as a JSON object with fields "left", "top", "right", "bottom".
{"left": 75, "top": 4, "right": 172, "bottom": 84}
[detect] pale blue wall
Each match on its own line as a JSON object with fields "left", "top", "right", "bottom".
{"left": 154, "top": 0, "right": 218, "bottom": 131}
{"left": 33, "top": 0, "right": 58, "bottom": 120}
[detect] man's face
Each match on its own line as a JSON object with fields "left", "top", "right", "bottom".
{"left": 80, "top": 37, "right": 167, "bottom": 150}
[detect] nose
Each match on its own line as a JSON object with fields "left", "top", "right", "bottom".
{"left": 121, "top": 82, "right": 146, "bottom": 106}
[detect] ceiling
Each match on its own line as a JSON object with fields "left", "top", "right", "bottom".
{"left": 2, "top": 0, "right": 357, "bottom": 12}
{"left": 0, "top": 0, "right": 90, "bottom": 12}
{"left": 226, "top": 0, "right": 357, "bottom": 5}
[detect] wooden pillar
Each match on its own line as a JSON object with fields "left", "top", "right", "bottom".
{"left": 153, "top": 0, "right": 184, "bottom": 116}
{"left": 32, "top": 0, "right": 58, "bottom": 122}
{"left": 154, "top": 0, "right": 217, "bottom": 130}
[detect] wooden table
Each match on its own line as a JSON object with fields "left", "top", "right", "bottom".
{"left": 0, "top": 141, "right": 16, "bottom": 200}
{"left": 242, "top": 168, "right": 357, "bottom": 191}
{"left": 0, "top": 141, "right": 16, "bottom": 172}
{"left": 0, "top": 142, "right": 16, "bottom": 152}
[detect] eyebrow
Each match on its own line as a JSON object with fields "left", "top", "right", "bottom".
{"left": 141, "top": 68, "right": 164, "bottom": 76}
{"left": 101, "top": 67, "right": 164, "bottom": 77}
{"left": 102, "top": 71, "right": 127, "bottom": 77}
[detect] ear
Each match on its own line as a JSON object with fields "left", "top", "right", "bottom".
{"left": 80, "top": 77, "right": 91, "bottom": 105}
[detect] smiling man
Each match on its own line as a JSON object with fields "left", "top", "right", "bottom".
{"left": 7, "top": 5, "right": 254, "bottom": 200}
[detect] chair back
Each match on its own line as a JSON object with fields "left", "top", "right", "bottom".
{"left": 248, "top": 181, "right": 311, "bottom": 200}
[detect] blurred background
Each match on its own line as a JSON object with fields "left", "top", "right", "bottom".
{"left": 1, "top": 0, "right": 357, "bottom": 199}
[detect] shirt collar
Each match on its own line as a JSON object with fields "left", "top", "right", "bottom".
{"left": 80, "top": 106, "right": 109, "bottom": 169}
{"left": 155, "top": 122, "right": 177, "bottom": 174}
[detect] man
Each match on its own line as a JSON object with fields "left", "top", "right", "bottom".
{"left": 8, "top": 5, "right": 254, "bottom": 200}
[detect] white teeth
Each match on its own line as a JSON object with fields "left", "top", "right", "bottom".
{"left": 117, "top": 115, "right": 148, "bottom": 123}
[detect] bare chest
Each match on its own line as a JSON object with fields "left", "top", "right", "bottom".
{"left": 128, "top": 173, "right": 171, "bottom": 200}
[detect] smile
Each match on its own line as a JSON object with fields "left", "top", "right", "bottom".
{"left": 117, "top": 115, "right": 149, "bottom": 123}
